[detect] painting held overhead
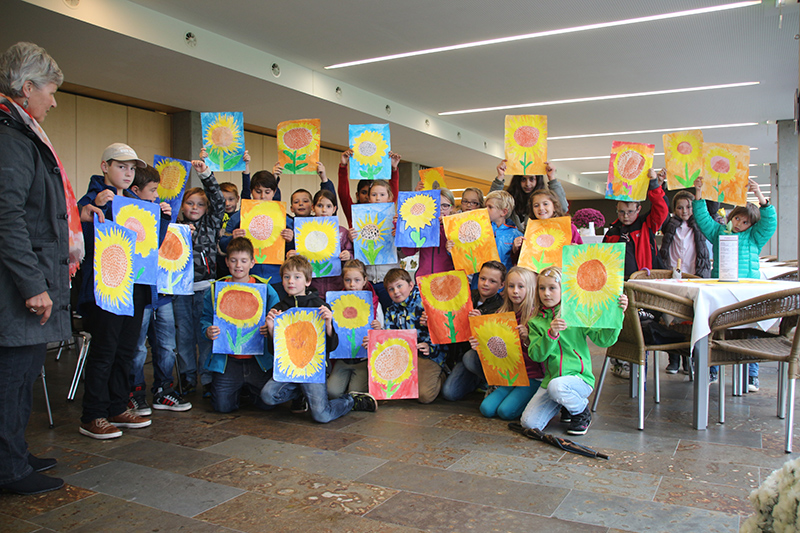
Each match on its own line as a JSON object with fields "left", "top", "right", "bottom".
{"left": 418, "top": 270, "right": 474, "bottom": 344}
{"left": 518, "top": 216, "right": 572, "bottom": 272}
{"left": 605, "top": 141, "right": 654, "bottom": 202}
{"left": 327, "top": 291, "right": 373, "bottom": 359}
{"left": 505, "top": 115, "right": 547, "bottom": 175}
{"left": 278, "top": 119, "right": 321, "bottom": 175}
{"left": 157, "top": 223, "right": 193, "bottom": 295}
{"left": 240, "top": 200, "right": 286, "bottom": 265}
{"left": 396, "top": 190, "right": 440, "bottom": 248}
{"left": 663, "top": 130, "right": 703, "bottom": 190}
{"left": 213, "top": 282, "right": 267, "bottom": 356}
{"left": 352, "top": 202, "right": 397, "bottom": 266}
{"left": 201, "top": 112, "right": 246, "bottom": 172}
{"left": 368, "top": 329, "right": 418, "bottom": 400}
{"left": 701, "top": 143, "right": 750, "bottom": 206}
{"left": 93, "top": 215, "right": 136, "bottom": 316}
{"left": 442, "top": 208, "right": 499, "bottom": 274}
{"left": 112, "top": 196, "right": 160, "bottom": 286}
{"left": 419, "top": 167, "right": 446, "bottom": 190}
{"left": 294, "top": 216, "right": 341, "bottom": 278}
{"left": 349, "top": 124, "right": 391, "bottom": 181}
{"left": 273, "top": 308, "right": 327, "bottom": 384}
{"left": 561, "top": 243, "right": 625, "bottom": 328}
{"left": 469, "top": 312, "right": 530, "bottom": 387}
{"left": 153, "top": 155, "right": 190, "bottom": 223}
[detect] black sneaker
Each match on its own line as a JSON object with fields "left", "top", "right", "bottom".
{"left": 748, "top": 376, "right": 759, "bottom": 392}
{"left": 290, "top": 395, "right": 309, "bottom": 413}
{"left": 666, "top": 360, "right": 680, "bottom": 374}
{"left": 28, "top": 454, "right": 57, "bottom": 473}
{"left": 179, "top": 377, "right": 196, "bottom": 394}
{"left": 153, "top": 389, "right": 192, "bottom": 412}
{"left": 128, "top": 395, "right": 151, "bottom": 417}
{"left": 202, "top": 384, "right": 212, "bottom": 399}
{"left": 0, "top": 471, "right": 64, "bottom": 495}
{"left": 566, "top": 407, "right": 592, "bottom": 435}
{"left": 350, "top": 392, "right": 378, "bottom": 412}
{"left": 560, "top": 407, "right": 572, "bottom": 423}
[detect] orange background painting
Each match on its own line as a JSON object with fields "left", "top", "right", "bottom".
{"left": 605, "top": 141, "right": 654, "bottom": 202}
{"left": 418, "top": 270, "right": 474, "bottom": 345}
{"left": 240, "top": 200, "right": 286, "bottom": 264}
{"left": 663, "top": 130, "right": 704, "bottom": 190}
{"left": 518, "top": 216, "right": 572, "bottom": 272}
{"left": 505, "top": 115, "right": 547, "bottom": 175}
{"left": 469, "top": 313, "right": 529, "bottom": 387}
{"left": 442, "top": 209, "right": 500, "bottom": 275}
{"left": 701, "top": 143, "right": 750, "bottom": 206}
{"left": 277, "top": 119, "right": 321, "bottom": 175}
{"left": 419, "top": 167, "right": 446, "bottom": 190}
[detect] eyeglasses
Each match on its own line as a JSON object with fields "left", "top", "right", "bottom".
{"left": 461, "top": 200, "right": 479, "bottom": 207}
{"left": 616, "top": 209, "right": 638, "bottom": 216}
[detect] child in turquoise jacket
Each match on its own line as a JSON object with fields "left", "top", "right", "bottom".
{"left": 520, "top": 267, "right": 627, "bottom": 435}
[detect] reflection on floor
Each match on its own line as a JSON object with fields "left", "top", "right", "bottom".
{"left": 4, "top": 343, "right": 798, "bottom": 533}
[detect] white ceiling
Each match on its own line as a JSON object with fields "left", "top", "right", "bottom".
{"left": 4, "top": 0, "right": 799, "bottom": 199}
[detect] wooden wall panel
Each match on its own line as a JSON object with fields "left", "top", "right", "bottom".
{"left": 127, "top": 107, "right": 170, "bottom": 167}
{"left": 75, "top": 96, "right": 127, "bottom": 195}
{"left": 42, "top": 92, "right": 77, "bottom": 191}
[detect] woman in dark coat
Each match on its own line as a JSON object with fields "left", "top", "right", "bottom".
{"left": 0, "top": 42, "right": 95, "bottom": 495}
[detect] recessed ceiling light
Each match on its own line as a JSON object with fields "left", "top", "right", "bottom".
{"left": 548, "top": 122, "right": 759, "bottom": 140}
{"left": 325, "top": 1, "right": 759, "bottom": 69}
{"left": 439, "top": 82, "right": 759, "bottom": 116}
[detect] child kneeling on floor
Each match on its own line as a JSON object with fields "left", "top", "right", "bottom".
{"left": 520, "top": 267, "right": 627, "bottom": 436}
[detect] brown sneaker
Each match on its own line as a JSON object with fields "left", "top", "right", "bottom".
{"left": 108, "top": 409, "right": 152, "bottom": 429}
{"left": 80, "top": 418, "right": 123, "bottom": 440}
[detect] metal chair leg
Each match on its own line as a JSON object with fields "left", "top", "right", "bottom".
{"left": 785, "top": 378, "right": 795, "bottom": 453}
{"left": 591, "top": 358, "right": 611, "bottom": 412}
{"left": 732, "top": 364, "right": 741, "bottom": 396}
{"left": 638, "top": 363, "right": 646, "bottom": 430}
{"left": 653, "top": 351, "right": 660, "bottom": 404}
{"left": 630, "top": 363, "right": 639, "bottom": 398}
{"left": 719, "top": 364, "right": 726, "bottom": 424}
{"left": 778, "top": 362, "right": 787, "bottom": 419}
{"left": 41, "top": 365, "right": 54, "bottom": 429}
{"left": 68, "top": 332, "right": 91, "bottom": 401}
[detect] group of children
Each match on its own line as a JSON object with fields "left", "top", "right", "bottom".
{"left": 73, "top": 139, "right": 776, "bottom": 441}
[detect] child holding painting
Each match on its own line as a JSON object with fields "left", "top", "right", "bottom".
{"left": 489, "top": 159, "right": 569, "bottom": 232}
{"left": 520, "top": 267, "right": 627, "bottom": 435}
{"left": 402, "top": 187, "right": 455, "bottom": 279}
{"left": 337, "top": 150, "right": 401, "bottom": 226}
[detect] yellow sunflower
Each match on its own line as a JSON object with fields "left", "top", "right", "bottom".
{"left": 296, "top": 218, "right": 338, "bottom": 262}
{"left": 278, "top": 119, "right": 320, "bottom": 159}
{"left": 562, "top": 244, "right": 623, "bottom": 310}
{"left": 664, "top": 130, "right": 702, "bottom": 167}
{"left": 94, "top": 224, "right": 134, "bottom": 310}
{"left": 447, "top": 212, "right": 492, "bottom": 250}
{"left": 613, "top": 144, "right": 650, "bottom": 185}
{"left": 242, "top": 201, "right": 283, "bottom": 248}
{"left": 504, "top": 114, "right": 547, "bottom": 175}
{"left": 351, "top": 129, "right": 389, "bottom": 167}
{"left": 419, "top": 271, "right": 469, "bottom": 313}
{"left": 116, "top": 204, "right": 158, "bottom": 258}
{"left": 204, "top": 113, "right": 242, "bottom": 156}
{"left": 154, "top": 159, "right": 188, "bottom": 201}
{"left": 330, "top": 294, "right": 371, "bottom": 330}
{"left": 370, "top": 337, "right": 413, "bottom": 387}
{"left": 473, "top": 318, "right": 524, "bottom": 380}
{"left": 354, "top": 211, "right": 391, "bottom": 265}
{"left": 216, "top": 284, "right": 264, "bottom": 329}
{"left": 274, "top": 309, "right": 326, "bottom": 380}
{"left": 419, "top": 167, "right": 445, "bottom": 190}
{"left": 399, "top": 193, "right": 437, "bottom": 231}
{"left": 159, "top": 225, "right": 191, "bottom": 273}
{"left": 704, "top": 144, "right": 737, "bottom": 184}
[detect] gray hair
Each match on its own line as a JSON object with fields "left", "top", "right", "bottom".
{"left": 0, "top": 42, "right": 63, "bottom": 97}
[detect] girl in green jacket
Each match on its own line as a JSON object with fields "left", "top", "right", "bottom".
{"left": 520, "top": 267, "right": 628, "bottom": 435}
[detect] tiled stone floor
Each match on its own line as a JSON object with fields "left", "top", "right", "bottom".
{"left": 4, "top": 343, "right": 799, "bottom": 532}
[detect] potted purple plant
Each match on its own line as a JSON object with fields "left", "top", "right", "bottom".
{"left": 573, "top": 208, "right": 605, "bottom": 235}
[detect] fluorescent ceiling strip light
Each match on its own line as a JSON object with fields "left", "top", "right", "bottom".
{"left": 554, "top": 147, "right": 757, "bottom": 161}
{"left": 580, "top": 171, "right": 608, "bottom": 175}
{"left": 325, "top": 2, "right": 759, "bottom": 69}
{"left": 548, "top": 122, "right": 758, "bottom": 140}
{"left": 440, "top": 82, "right": 758, "bottom": 116}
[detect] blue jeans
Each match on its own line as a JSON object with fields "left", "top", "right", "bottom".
{"left": 0, "top": 344, "right": 46, "bottom": 484}
{"left": 130, "top": 302, "right": 177, "bottom": 396}
{"left": 260, "top": 379, "right": 354, "bottom": 423}
{"left": 709, "top": 363, "right": 758, "bottom": 379}
{"left": 441, "top": 349, "right": 484, "bottom": 401}
{"left": 212, "top": 358, "right": 272, "bottom": 413}
{"left": 327, "top": 359, "right": 368, "bottom": 398}
{"left": 520, "top": 376, "right": 593, "bottom": 430}
{"left": 480, "top": 381, "right": 540, "bottom": 420}
{"left": 174, "top": 290, "right": 212, "bottom": 386}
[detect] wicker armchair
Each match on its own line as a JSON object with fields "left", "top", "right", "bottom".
{"left": 769, "top": 269, "right": 798, "bottom": 282}
{"left": 708, "top": 287, "right": 800, "bottom": 453}
{"left": 629, "top": 269, "right": 700, "bottom": 280}
{"left": 591, "top": 282, "right": 695, "bottom": 430}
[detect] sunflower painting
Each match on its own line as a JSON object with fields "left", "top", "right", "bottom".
{"left": 157, "top": 223, "right": 193, "bottom": 295}
{"left": 419, "top": 167, "right": 446, "bottom": 190}
{"left": 277, "top": 119, "right": 320, "bottom": 175}
{"left": 442, "top": 208, "right": 499, "bottom": 274}
{"left": 518, "top": 216, "right": 572, "bottom": 272}
{"left": 562, "top": 243, "right": 625, "bottom": 328}
{"left": 368, "top": 329, "right": 418, "bottom": 400}
{"left": 93, "top": 216, "right": 136, "bottom": 316}
{"left": 349, "top": 124, "right": 390, "bottom": 181}
{"left": 352, "top": 203, "right": 397, "bottom": 265}
{"left": 327, "top": 291, "right": 373, "bottom": 359}
{"left": 240, "top": 200, "right": 287, "bottom": 264}
{"left": 273, "top": 308, "right": 327, "bottom": 383}
{"left": 702, "top": 143, "right": 750, "bottom": 206}
{"left": 396, "top": 190, "right": 440, "bottom": 248}
{"left": 505, "top": 115, "right": 547, "bottom": 175}
{"left": 469, "top": 312, "right": 530, "bottom": 387}
{"left": 295, "top": 216, "right": 341, "bottom": 278}
{"left": 605, "top": 141, "right": 654, "bottom": 202}
{"left": 112, "top": 196, "right": 160, "bottom": 286}
{"left": 201, "top": 112, "right": 246, "bottom": 172}
{"left": 213, "top": 282, "right": 267, "bottom": 355}
{"left": 153, "top": 155, "right": 190, "bottom": 223}
{"left": 663, "top": 130, "right": 704, "bottom": 190}
{"left": 418, "top": 270, "right": 474, "bottom": 344}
